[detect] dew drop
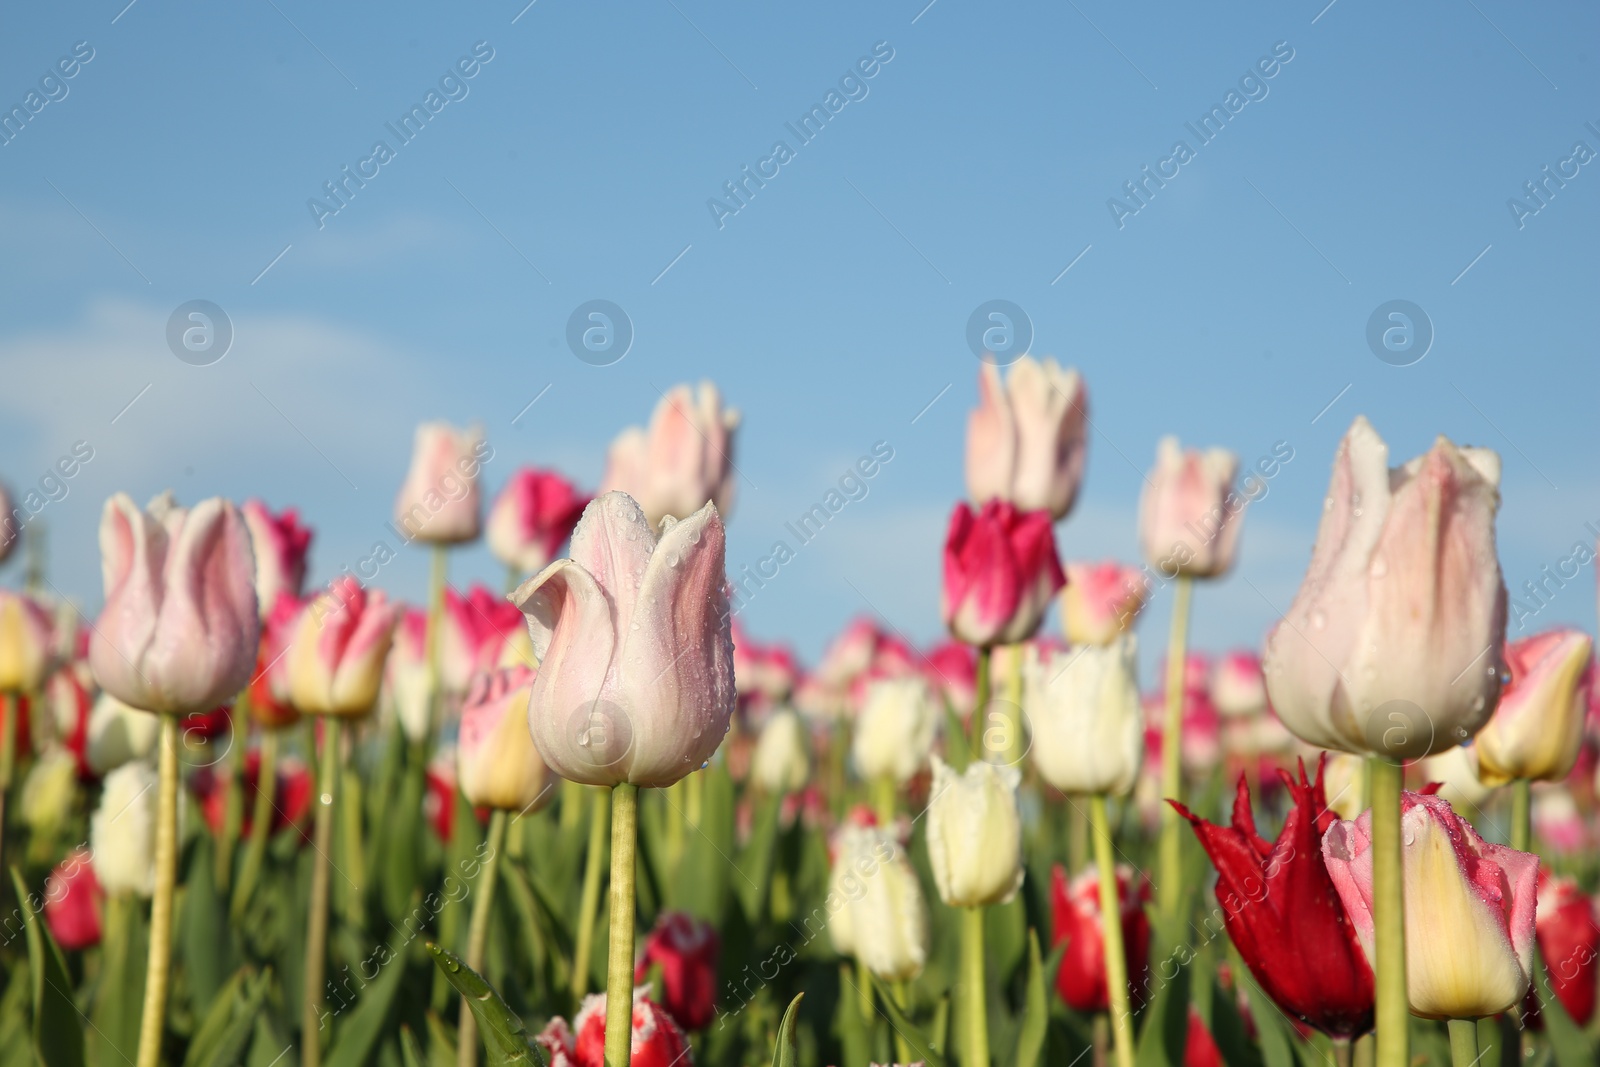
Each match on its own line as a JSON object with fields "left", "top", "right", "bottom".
{"left": 1310, "top": 611, "right": 1327, "bottom": 631}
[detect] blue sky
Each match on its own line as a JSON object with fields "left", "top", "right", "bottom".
{"left": 1, "top": 0, "right": 1596, "bottom": 670}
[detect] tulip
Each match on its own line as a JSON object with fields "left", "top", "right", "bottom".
{"left": 393, "top": 422, "right": 487, "bottom": 544}
{"left": 240, "top": 500, "right": 312, "bottom": 616}
{"left": 1025, "top": 637, "right": 1143, "bottom": 797}
{"left": 965, "top": 356, "right": 1089, "bottom": 520}
{"left": 731, "top": 623, "right": 800, "bottom": 711}
{"left": 86, "top": 691, "right": 160, "bottom": 775}
{"left": 191, "top": 749, "right": 312, "bottom": 838}
{"left": 1532, "top": 787, "right": 1588, "bottom": 855}
{"left": 441, "top": 584, "right": 527, "bottom": 694}
{"left": 1060, "top": 560, "right": 1147, "bottom": 646}
{"left": 512, "top": 492, "right": 735, "bottom": 789}
{"left": 249, "top": 592, "right": 303, "bottom": 729}
{"left": 0, "top": 589, "right": 52, "bottom": 693}
{"left": 1138, "top": 438, "right": 1244, "bottom": 579}
{"left": 487, "top": 467, "right": 590, "bottom": 576}
{"left": 852, "top": 676, "right": 939, "bottom": 787}
{"left": 600, "top": 381, "right": 739, "bottom": 529}
{"left": 634, "top": 912, "right": 720, "bottom": 1031}
{"left": 534, "top": 1019, "right": 580, "bottom": 1067}
{"left": 1322, "top": 790, "right": 1538, "bottom": 1018}
{"left": 829, "top": 821, "right": 929, "bottom": 980}
{"left": 748, "top": 707, "right": 809, "bottom": 795}
{"left": 942, "top": 500, "right": 1064, "bottom": 647}
{"left": 814, "top": 617, "right": 884, "bottom": 689}
{"left": 21, "top": 745, "right": 77, "bottom": 836}
{"left": 90, "top": 761, "right": 164, "bottom": 896}
{"left": 382, "top": 607, "right": 432, "bottom": 742}
{"left": 1049, "top": 863, "right": 1152, "bottom": 1013}
{"left": 457, "top": 665, "right": 552, "bottom": 812}
{"left": 927, "top": 756, "right": 1023, "bottom": 908}
{"left": 287, "top": 578, "right": 399, "bottom": 718}
{"left": 1184, "top": 1009, "right": 1225, "bottom": 1067}
{"left": 1211, "top": 651, "right": 1268, "bottom": 718}
{"left": 1476, "top": 628, "right": 1592, "bottom": 786}
{"left": 44, "top": 848, "right": 104, "bottom": 951}
{"left": 1172, "top": 757, "right": 1375, "bottom": 1038}
{"left": 424, "top": 760, "right": 458, "bottom": 843}
{"left": 569, "top": 989, "right": 693, "bottom": 1067}
{"left": 1262, "top": 418, "right": 1507, "bottom": 761}
{"left": 48, "top": 666, "right": 93, "bottom": 778}
{"left": 90, "top": 493, "right": 260, "bottom": 715}
{"left": 1419, "top": 744, "right": 1492, "bottom": 814}
{"left": 1320, "top": 752, "right": 1366, "bottom": 821}
{"left": 922, "top": 640, "right": 977, "bottom": 719}
{"left": 1533, "top": 873, "right": 1600, "bottom": 1026}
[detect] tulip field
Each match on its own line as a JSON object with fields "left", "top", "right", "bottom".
{"left": 0, "top": 367, "right": 1595, "bottom": 1067}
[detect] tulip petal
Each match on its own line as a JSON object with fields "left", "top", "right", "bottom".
{"left": 965, "top": 362, "right": 1016, "bottom": 506}
{"left": 89, "top": 494, "right": 164, "bottom": 710}
{"left": 566, "top": 491, "right": 655, "bottom": 634}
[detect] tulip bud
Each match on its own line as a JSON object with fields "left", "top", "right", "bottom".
{"left": 1050, "top": 863, "right": 1152, "bottom": 1014}
{"left": 1320, "top": 752, "right": 1365, "bottom": 821}
{"left": 1025, "top": 637, "right": 1143, "bottom": 797}
{"left": 1138, "top": 438, "right": 1244, "bottom": 579}
{"left": 381, "top": 608, "right": 431, "bottom": 742}
{"left": 571, "top": 989, "right": 693, "bottom": 1067}
{"left": 1419, "top": 744, "right": 1493, "bottom": 814}
{"left": 486, "top": 467, "right": 590, "bottom": 576}
{"left": 0, "top": 590, "right": 53, "bottom": 693}
{"left": 533, "top": 1018, "right": 580, "bottom": 1067}
{"left": 942, "top": 500, "right": 1064, "bottom": 647}
{"left": 634, "top": 912, "right": 720, "bottom": 1031}
{"left": 249, "top": 592, "right": 304, "bottom": 729}
{"left": 1322, "top": 791, "right": 1538, "bottom": 1018}
{"left": 441, "top": 584, "right": 525, "bottom": 695}
{"left": 965, "top": 356, "right": 1090, "bottom": 520}
{"left": 457, "top": 665, "right": 553, "bottom": 812}
{"left": 287, "top": 578, "right": 399, "bottom": 717}
{"left": 600, "top": 381, "right": 740, "bottom": 529}
{"left": 393, "top": 422, "right": 486, "bottom": 544}
{"left": 86, "top": 692, "right": 160, "bottom": 776}
{"left": 1186, "top": 1009, "right": 1225, "bottom": 1067}
{"left": 829, "top": 822, "right": 929, "bottom": 980}
{"left": 1534, "top": 874, "right": 1600, "bottom": 1026}
{"left": 749, "top": 707, "right": 809, "bottom": 794}
{"left": 926, "top": 756, "right": 1024, "bottom": 908}
{"left": 48, "top": 666, "right": 93, "bottom": 776}
{"left": 91, "top": 761, "right": 169, "bottom": 896}
{"left": 852, "top": 676, "right": 939, "bottom": 785}
{"left": 1210, "top": 651, "right": 1268, "bottom": 718}
{"left": 21, "top": 746, "right": 78, "bottom": 836}
{"left": 240, "top": 500, "right": 312, "bottom": 616}
{"left": 44, "top": 848, "right": 104, "bottom": 951}
{"left": 1263, "top": 418, "right": 1507, "bottom": 760}
{"left": 1475, "top": 629, "right": 1591, "bottom": 786}
{"left": 512, "top": 493, "right": 735, "bottom": 789}
{"left": 90, "top": 494, "right": 259, "bottom": 715}
{"left": 1060, "top": 560, "right": 1146, "bottom": 646}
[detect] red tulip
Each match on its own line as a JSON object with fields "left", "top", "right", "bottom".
{"left": 1532, "top": 873, "right": 1600, "bottom": 1026}
{"left": 1170, "top": 756, "right": 1374, "bottom": 1038}
{"left": 240, "top": 499, "right": 312, "bottom": 615}
{"left": 44, "top": 849, "right": 104, "bottom": 951}
{"left": 570, "top": 989, "right": 693, "bottom": 1067}
{"left": 942, "top": 500, "right": 1064, "bottom": 647}
{"left": 534, "top": 1018, "right": 579, "bottom": 1067}
{"left": 486, "top": 467, "right": 590, "bottom": 576}
{"left": 424, "top": 762, "right": 457, "bottom": 843}
{"left": 1050, "top": 863, "right": 1151, "bottom": 1014}
{"left": 189, "top": 748, "right": 312, "bottom": 839}
{"left": 1185, "top": 1008, "right": 1224, "bottom": 1067}
{"left": 634, "top": 911, "right": 720, "bottom": 1031}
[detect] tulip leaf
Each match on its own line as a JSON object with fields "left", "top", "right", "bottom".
{"left": 322, "top": 943, "right": 406, "bottom": 1067}
{"left": 835, "top": 966, "right": 873, "bottom": 1067}
{"left": 183, "top": 966, "right": 270, "bottom": 1067}
{"left": 1236, "top": 968, "right": 1295, "bottom": 1067}
{"left": 1014, "top": 929, "right": 1048, "bottom": 1067}
{"left": 93, "top": 889, "right": 149, "bottom": 1067}
{"left": 181, "top": 834, "right": 232, "bottom": 1019}
{"left": 1205, "top": 977, "right": 1263, "bottom": 1067}
{"left": 1134, "top": 944, "right": 1190, "bottom": 1067}
{"left": 768, "top": 992, "right": 804, "bottom": 1067}
{"left": 943, "top": 707, "right": 972, "bottom": 771}
{"left": 426, "top": 944, "right": 544, "bottom": 1067}
{"left": 867, "top": 973, "right": 949, "bottom": 1067}
{"left": 9, "top": 866, "right": 85, "bottom": 1067}
{"left": 735, "top": 793, "right": 783, "bottom": 925}
{"left": 398, "top": 1025, "right": 426, "bottom": 1067}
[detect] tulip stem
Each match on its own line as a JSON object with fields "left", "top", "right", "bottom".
{"left": 573, "top": 785, "right": 610, "bottom": 1000}
{"left": 0, "top": 691, "right": 15, "bottom": 860}
{"left": 891, "top": 981, "right": 914, "bottom": 1066}
{"left": 1157, "top": 574, "right": 1193, "bottom": 917}
{"left": 971, "top": 645, "right": 992, "bottom": 754}
{"left": 872, "top": 776, "right": 896, "bottom": 826}
{"left": 135, "top": 713, "right": 180, "bottom": 1067}
{"left": 231, "top": 727, "right": 280, "bottom": 921}
{"left": 1367, "top": 756, "right": 1407, "bottom": 1067}
{"left": 961, "top": 906, "right": 989, "bottom": 1067}
{"left": 1090, "top": 795, "right": 1135, "bottom": 1067}
{"left": 604, "top": 782, "right": 639, "bottom": 1067}
{"left": 458, "top": 808, "right": 507, "bottom": 1067}
{"left": 303, "top": 718, "right": 342, "bottom": 1067}
{"left": 1330, "top": 1037, "right": 1352, "bottom": 1067}
{"left": 1447, "top": 1018, "right": 1478, "bottom": 1067}
{"left": 1509, "top": 778, "right": 1531, "bottom": 852}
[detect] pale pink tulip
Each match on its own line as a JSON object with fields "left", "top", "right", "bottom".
{"left": 393, "top": 422, "right": 488, "bottom": 544}
{"left": 512, "top": 492, "right": 735, "bottom": 787}
{"left": 1263, "top": 418, "right": 1506, "bottom": 760}
{"left": 486, "top": 467, "right": 590, "bottom": 576}
{"left": 240, "top": 500, "right": 312, "bottom": 617}
{"left": 89, "top": 494, "right": 259, "bottom": 715}
{"left": 381, "top": 607, "right": 432, "bottom": 741}
{"left": 1210, "top": 650, "right": 1268, "bottom": 719}
{"left": 1060, "top": 560, "right": 1147, "bottom": 646}
{"left": 0, "top": 590, "right": 53, "bottom": 693}
{"left": 287, "top": 577, "right": 399, "bottom": 717}
{"left": 457, "top": 664, "right": 553, "bottom": 812}
{"left": 966, "top": 356, "right": 1089, "bottom": 520}
{"left": 600, "top": 382, "right": 739, "bottom": 527}
{"left": 1138, "top": 437, "right": 1243, "bottom": 579}
{"left": 1475, "top": 628, "right": 1591, "bottom": 785}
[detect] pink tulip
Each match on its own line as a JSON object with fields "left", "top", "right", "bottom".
{"left": 0, "top": 589, "right": 54, "bottom": 693}
{"left": 486, "top": 467, "right": 591, "bottom": 575}
{"left": 1211, "top": 651, "right": 1268, "bottom": 719}
{"left": 942, "top": 500, "right": 1065, "bottom": 648}
{"left": 1475, "top": 628, "right": 1592, "bottom": 785}
{"left": 287, "top": 577, "right": 399, "bottom": 717}
{"left": 815, "top": 617, "right": 885, "bottom": 688}
{"left": 44, "top": 848, "right": 104, "bottom": 951}
{"left": 731, "top": 622, "right": 800, "bottom": 709}
{"left": 393, "top": 422, "right": 488, "bottom": 544}
{"left": 600, "top": 382, "right": 739, "bottom": 528}
{"left": 240, "top": 500, "right": 312, "bottom": 616}
{"left": 90, "top": 494, "right": 259, "bottom": 715}
{"left": 966, "top": 356, "right": 1089, "bottom": 520}
{"left": 512, "top": 491, "right": 735, "bottom": 788}
{"left": 457, "top": 664, "right": 553, "bottom": 811}
{"left": 1263, "top": 418, "right": 1506, "bottom": 760}
{"left": 1322, "top": 790, "right": 1538, "bottom": 1018}
{"left": 249, "top": 592, "right": 304, "bottom": 729}
{"left": 441, "top": 583, "right": 528, "bottom": 693}
{"left": 1060, "top": 560, "right": 1147, "bottom": 646}
{"left": 1138, "top": 437, "right": 1243, "bottom": 579}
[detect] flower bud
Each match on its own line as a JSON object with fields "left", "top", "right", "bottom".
{"left": 86, "top": 691, "right": 159, "bottom": 776}
{"left": 91, "top": 761, "right": 172, "bottom": 896}
{"left": 633, "top": 912, "right": 720, "bottom": 1031}
{"left": 393, "top": 422, "right": 485, "bottom": 544}
{"left": 1419, "top": 743, "right": 1492, "bottom": 814}
{"left": 571, "top": 989, "right": 693, "bottom": 1067}
{"left": 0, "top": 590, "right": 53, "bottom": 693}
{"left": 44, "top": 849, "right": 104, "bottom": 951}
{"left": 1050, "top": 863, "right": 1152, "bottom": 1014}
{"left": 600, "top": 381, "right": 739, "bottom": 529}
{"left": 965, "top": 356, "right": 1089, "bottom": 520}
{"left": 486, "top": 467, "right": 590, "bottom": 576}
{"left": 942, "top": 500, "right": 1064, "bottom": 647}
{"left": 852, "top": 676, "right": 939, "bottom": 785}
{"left": 1210, "top": 651, "right": 1268, "bottom": 718}
{"left": 381, "top": 608, "right": 431, "bottom": 742}
{"left": 749, "top": 707, "right": 809, "bottom": 794}
{"left": 457, "top": 665, "right": 553, "bottom": 812}
{"left": 1138, "top": 438, "right": 1243, "bottom": 579}
{"left": 830, "top": 821, "right": 929, "bottom": 980}
{"left": 1475, "top": 629, "right": 1591, "bottom": 785}
{"left": 1060, "top": 560, "right": 1147, "bottom": 646}
{"left": 287, "top": 578, "right": 398, "bottom": 717}
{"left": 240, "top": 499, "right": 312, "bottom": 616}
{"left": 926, "top": 756, "right": 1024, "bottom": 908}
{"left": 1025, "top": 637, "right": 1143, "bottom": 796}
{"left": 21, "top": 746, "right": 77, "bottom": 837}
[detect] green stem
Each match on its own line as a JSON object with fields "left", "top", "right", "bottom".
{"left": 1447, "top": 1018, "right": 1478, "bottom": 1067}
{"left": 1157, "top": 575, "right": 1193, "bottom": 917}
{"left": 573, "top": 786, "right": 610, "bottom": 1000}
{"left": 135, "top": 714, "right": 180, "bottom": 1067}
{"left": 302, "top": 718, "right": 343, "bottom": 1067}
{"left": 855, "top": 957, "right": 875, "bottom": 1026}
{"left": 0, "top": 691, "right": 16, "bottom": 860}
{"left": 1091, "top": 796, "right": 1135, "bottom": 1067}
{"left": 1331, "top": 1037, "right": 1352, "bottom": 1067}
{"left": 604, "top": 783, "right": 639, "bottom": 1067}
{"left": 1367, "top": 757, "right": 1408, "bottom": 1067}
{"left": 1352, "top": 1033, "right": 1375, "bottom": 1067}
{"left": 341, "top": 767, "right": 365, "bottom": 931}
{"left": 1509, "top": 778, "right": 1531, "bottom": 852}
{"left": 961, "top": 906, "right": 989, "bottom": 1067}
{"left": 458, "top": 809, "right": 507, "bottom": 1067}
{"left": 891, "top": 981, "right": 914, "bottom": 1066}
{"left": 872, "top": 776, "right": 896, "bottom": 826}
{"left": 230, "top": 728, "right": 280, "bottom": 920}
{"left": 1067, "top": 800, "right": 1089, "bottom": 875}
{"left": 971, "top": 646, "right": 992, "bottom": 754}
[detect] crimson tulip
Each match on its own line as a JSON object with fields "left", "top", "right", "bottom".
{"left": 1050, "top": 863, "right": 1151, "bottom": 1014}
{"left": 1532, "top": 873, "right": 1600, "bottom": 1027}
{"left": 44, "top": 848, "right": 104, "bottom": 951}
{"left": 942, "top": 499, "right": 1064, "bottom": 647}
{"left": 634, "top": 912, "right": 720, "bottom": 1031}
{"left": 570, "top": 989, "right": 693, "bottom": 1067}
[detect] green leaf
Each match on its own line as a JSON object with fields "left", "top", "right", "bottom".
{"left": 182, "top": 835, "right": 232, "bottom": 1019}
{"left": 867, "top": 974, "right": 948, "bottom": 1067}
{"left": 398, "top": 1026, "right": 426, "bottom": 1067}
{"left": 426, "top": 944, "right": 543, "bottom": 1067}
{"left": 943, "top": 706, "right": 972, "bottom": 771}
{"left": 1014, "top": 930, "right": 1048, "bottom": 1067}
{"left": 1237, "top": 968, "right": 1296, "bottom": 1067}
{"left": 735, "top": 793, "right": 783, "bottom": 925}
{"left": 10, "top": 866, "right": 85, "bottom": 1067}
{"left": 1134, "top": 949, "right": 1190, "bottom": 1067}
{"left": 1205, "top": 978, "right": 1263, "bottom": 1067}
{"left": 322, "top": 947, "right": 407, "bottom": 1067}
{"left": 183, "top": 966, "right": 270, "bottom": 1067}
{"left": 768, "top": 993, "right": 804, "bottom": 1067}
